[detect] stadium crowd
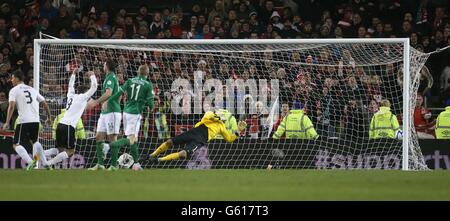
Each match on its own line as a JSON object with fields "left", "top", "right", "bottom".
{"left": 0, "top": 0, "right": 449, "bottom": 139}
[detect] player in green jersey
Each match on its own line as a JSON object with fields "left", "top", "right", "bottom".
{"left": 87, "top": 59, "right": 122, "bottom": 170}
{"left": 106, "top": 64, "right": 154, "bottom": 170}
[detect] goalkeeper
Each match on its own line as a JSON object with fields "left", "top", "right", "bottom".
{"left": 148, "top": 110, "right": 247, "bottom": 162}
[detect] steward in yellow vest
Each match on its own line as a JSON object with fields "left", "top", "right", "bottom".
{"left": 272, "top": 103, "right": 318, "bottom": 139}
{"left": 369, "top": 100, "right": 400, "bottom": 139}
{"left": 435, "top": 105, "right": 450, "bottom": 139}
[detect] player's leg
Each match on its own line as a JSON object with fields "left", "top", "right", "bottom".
{"left": 150, "top": 139, "right": 173, "bottom": 157}
{"left": 158, "top": 143, "right": 199, "bottom": 162}
{"left": 88, "top": 114, "right": 107, "bottom": 170}
{"left": 151, "top": 122, "right": 204, "bottom": 159}
{"left": 48, "top": 124, "right": 75, "bottom": 168}
{"left": 129, "top": 114, "right": 142, "bottom": 170}
{"left": 148, "top": 120, "right": 208, "bottom": 162}
{"left": 155, "top": 126, "right": 208, "bottom": 162}
{"left": 106, "top": 112, "right": 121, "bottom": 170}
{"left": 109, "top": 113, "right": 129, "bottom": 168}
{"left": 44, "top": 148, "right": 59, "bottom": 158}
{"left": 12, "top": 124, "right": 33, "bottom": 168}
{"left": 29, "top": 122, "right": 48, "bottom": 168}
{"left": 158, "top": 150, "right": 186, "bottom": 161}
{"left": 110, "top": 113, "right": 141, "bottom": 169}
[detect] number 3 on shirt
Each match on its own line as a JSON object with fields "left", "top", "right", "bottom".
{"left": 24, "top": 90, "right": 33, "bottom": 104}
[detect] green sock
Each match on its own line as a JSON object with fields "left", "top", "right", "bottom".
{"left": 96, "top": 141, "right": 104, "bottom": 165}
{"left": 130, "top": 143, "right": 139, "bottom": 163}
{"left": 110, "top": 138, "right": 131, "bottom": 167}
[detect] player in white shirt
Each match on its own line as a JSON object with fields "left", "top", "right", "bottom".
{"left": 2, "top": 71, "right": 52, "bottom": 170}
{"left": 45, "top": 70, "right": 98, "bottom": 167}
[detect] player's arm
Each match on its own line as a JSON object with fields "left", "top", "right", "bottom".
{"left": 96, "top": 88, "right": 112, "bottom": 105}
{"left": 67, "top": 69, "right": 77, "bottom": 97}
{"left": 82, "top": 71, "right": 98, "bottom": 98}
{"left": 3, "top": 88, "right": 17, "bottom": 130}
{"left": 108, "top": 80, "right": 128, "bottom": 102}
{"left": 38, "top": 94, "right": 53, "bottom": 125}
{"left": 220, "top": 124, "right": 238, "bottom": 143}
{"left": 2, "top": 101, "right": 15, "bottom": 130}
{"left": 221, "top": 120, "right": 247, "bottom": 142}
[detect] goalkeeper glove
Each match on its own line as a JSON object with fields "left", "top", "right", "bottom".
{"left": 238, "top": 120, "right": 247, "bottom": 132}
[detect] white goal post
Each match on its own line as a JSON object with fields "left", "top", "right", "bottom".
{"left": 33, "top": 38, "right": 429, "bottom": 170}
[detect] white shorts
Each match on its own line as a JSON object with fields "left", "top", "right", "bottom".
{"left": 96, "top": 112, "right": 122, "bottom": 135}
{"left": 123, "top": 113, "right": 141, "bottom": 137}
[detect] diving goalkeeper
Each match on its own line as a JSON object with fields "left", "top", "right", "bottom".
{"left": 148, "top": 110, "right": 247, "bottom": 162}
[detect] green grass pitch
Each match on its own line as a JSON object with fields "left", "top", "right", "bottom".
{"left": 1, "top": 169, "right": 450, "bottom": 200}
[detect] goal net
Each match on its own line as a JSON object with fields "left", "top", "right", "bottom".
{"left": 34, "top": 39, "right": 429, "bottom": 170}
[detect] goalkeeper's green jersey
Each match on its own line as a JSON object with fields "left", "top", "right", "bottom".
{"left": 110, "top": 76, "right": 154, "bottom": 114}
{"left": 101, "top": 71, "right": 121, "bottom": 114}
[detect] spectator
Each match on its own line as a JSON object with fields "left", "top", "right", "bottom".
{"left": 414, "top": 93, "right": 435, "bottom": 139}
{"left": 270, "top": 11, "right": 283, "bottom": 31}
{"left": 136, "top": 5, "right": 152, "bottom": 24}
{"left": 0, "top": 90, "right": 7, "bottom": 127}
{"left": 441, "top": 66, "right": 450, "bottom": 102}
{"left": 273, "top": 100, "right": 290, "bottom": 133}
{"left": 0, "top": 0, "right": 448, "bottom": 142}
{"left": 258, "top": 0, "right": 275, "bottom": 26}
{"left": 50, "top": 5, "right": 73, "bottom": 35}
{"left": 69, "top": 19, "right": 83, "bottom": 39}
{"left": 40, "top": 0, "right": 58, "bottom": 20}
{"left": 149, "top": 12, "right": 164, "bottom": 38}
{"left": 208, "top": 0, "right": 227, "bottom": 25}
{"left": 236, "top": 2, "right": 250, "bottom": 21}
{"left": 124, "top": 15, "right": 136, "bottom": 38}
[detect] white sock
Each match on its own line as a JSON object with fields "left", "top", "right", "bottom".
{"left": 44, "top": 148, "right": 59, "bottom": 157}
{"left": 33, "top": 142, "right": 48, "bottom": 166}
{"left": 15, "top": 145, "right": 32, "bottom": 164}
{"left": 47, "top": 151, "right": 69, "bottom": 166}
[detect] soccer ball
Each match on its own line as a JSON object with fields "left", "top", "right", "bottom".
{"left": 118, "top": 153, "right": 134, "bottom": 169}
{"left": 396, "top": 130, "right": 403, "bottom": 140}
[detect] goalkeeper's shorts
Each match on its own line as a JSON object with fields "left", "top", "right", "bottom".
{"left": 172, "top": 124, "right": 208, "bottom": 154}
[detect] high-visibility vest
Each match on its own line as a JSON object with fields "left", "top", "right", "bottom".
{"left": 369, "top": 107, "right": 400, "bottom": 139}
{"left": 436, "top": 106, "right": 450, "bottom": 139}
{"left": 273, "top": 109, "right": 318, "bottom": 139}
